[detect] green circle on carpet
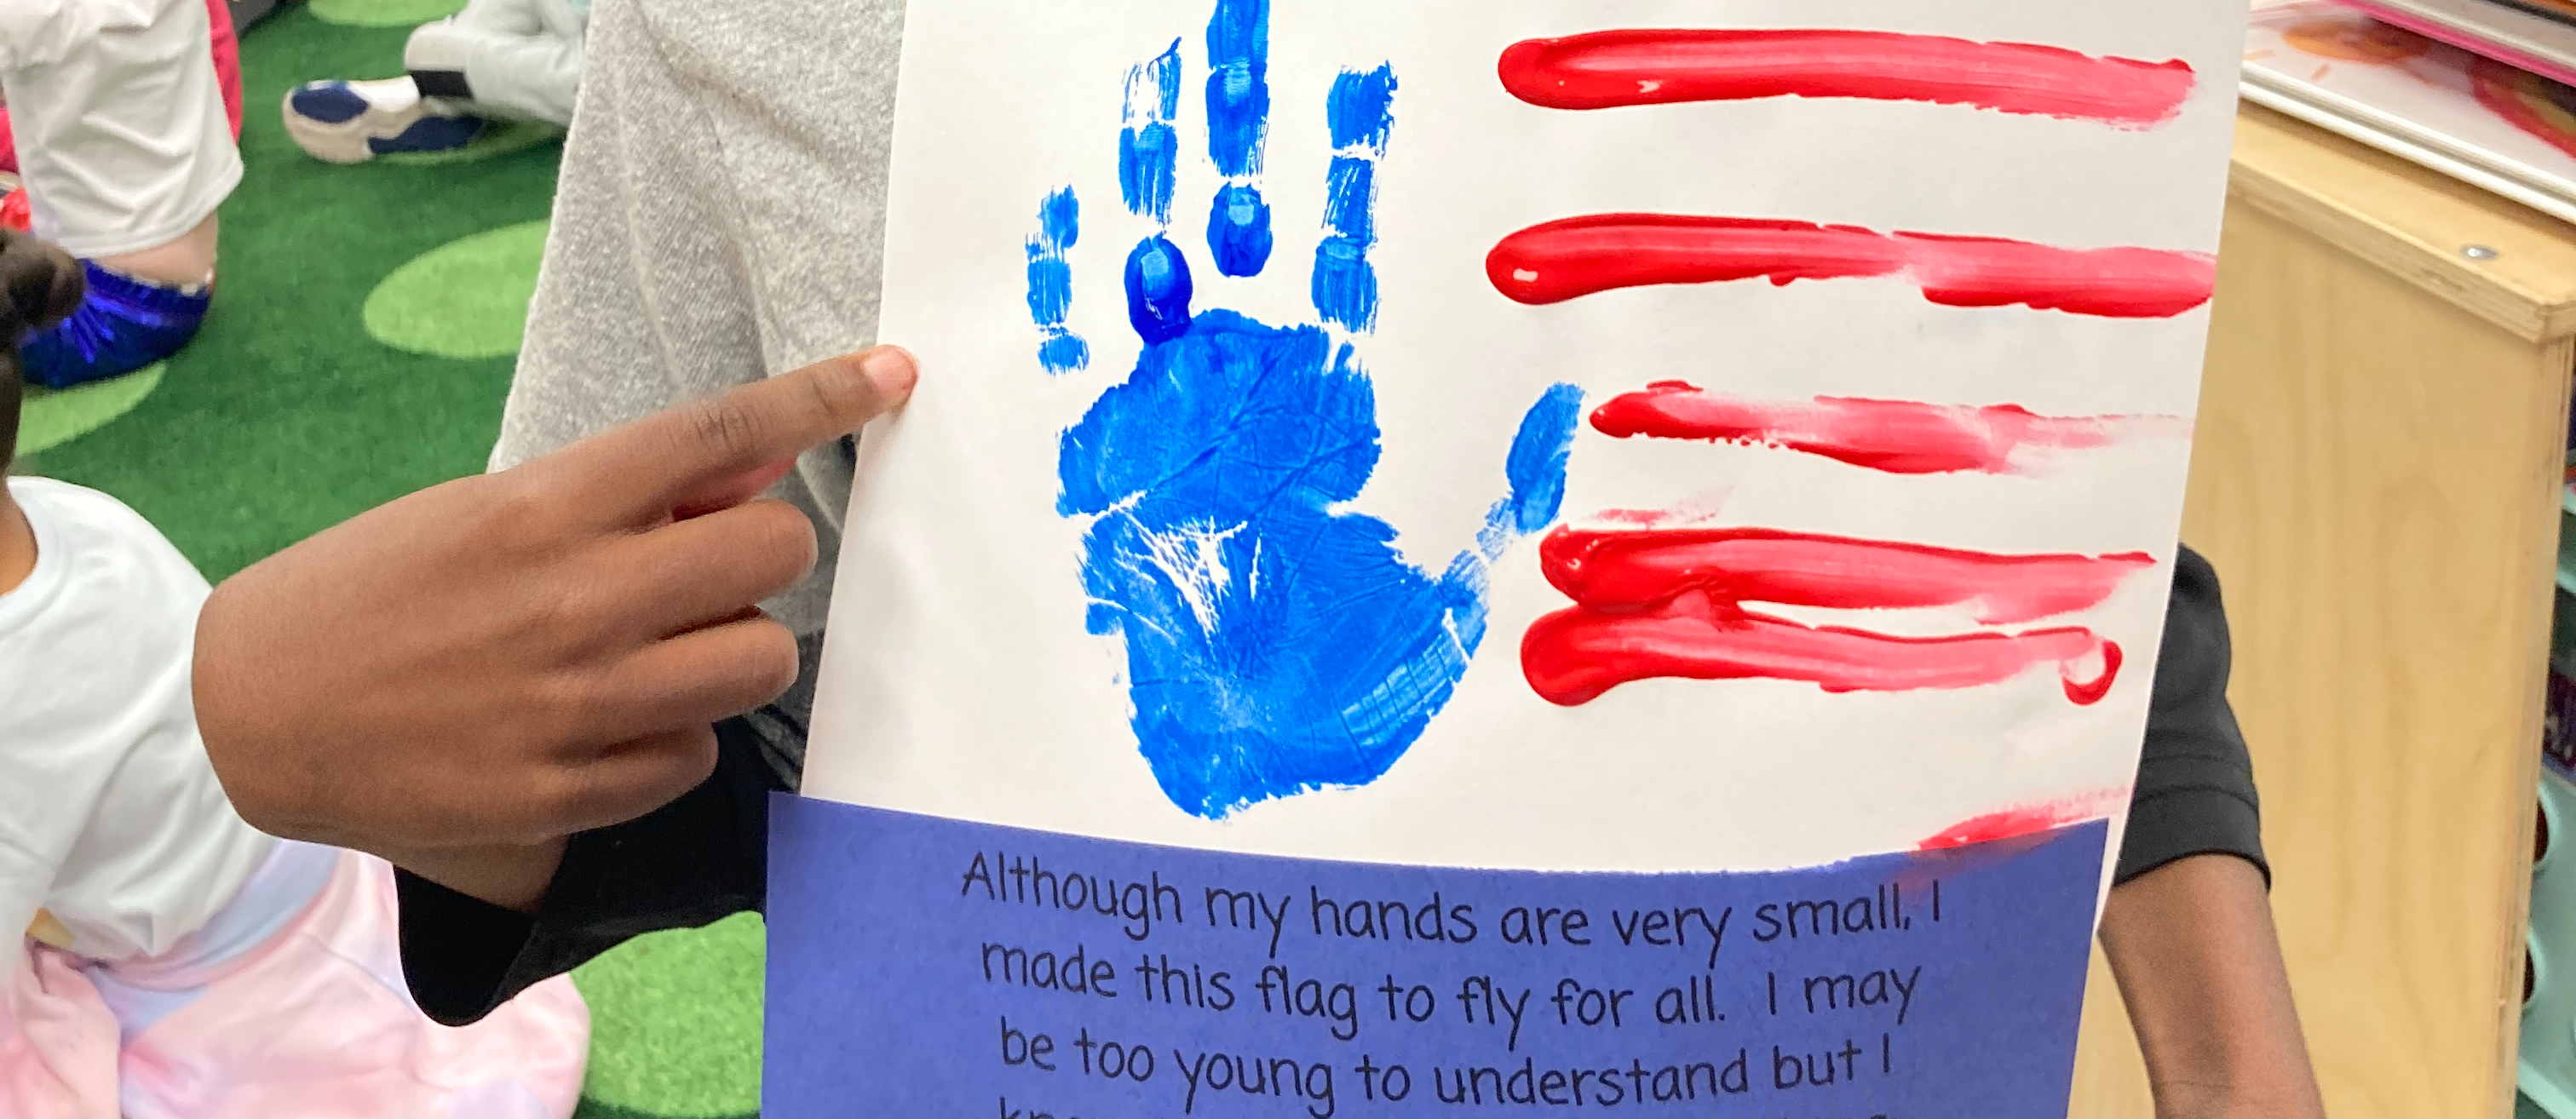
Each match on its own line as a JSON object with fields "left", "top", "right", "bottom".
{"left": 572, "top": 914, "right": 765, "bottom": 1118}
{"left": 16, "top": 364, "right": 166, "bottom": 457}
{"left": 365, "top": 220, "right": 548, "bottom": 359}
{"left": 309, "top": 0, "right": 467, "bottom": 26}
{"left": 381, "top": 118, "right": 563, "bottom": 166}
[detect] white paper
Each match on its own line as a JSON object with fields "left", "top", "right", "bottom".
{"left": 807, "top": 1, "right": 2250, "bottom": 890}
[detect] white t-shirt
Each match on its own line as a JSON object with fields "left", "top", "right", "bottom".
{"left": 0, "top": 0, "right": 241, "bottom": 258}
{"left": 0, "top": 477, "right": 273, "bottom": 962}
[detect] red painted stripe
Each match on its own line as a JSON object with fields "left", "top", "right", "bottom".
{"left": 1498, "top": 28, "right": 2196, "bottom": 126}
{"left": 1520, "top": 595, "right": 2121, "bottom": 708}
{"left": 1918, "top": 789, "right": 2128, "bottom": 851}
{"left": 1538, "top": 525, "right": 2154, "bottom": 624}
{"left": 1487, "top": 215, "right": 2216, "bottom": 318}
{"left": 1590, "top": 382, "right": 2181, "bottom": 475}
{"left": 1521, "top": 525, "right": 2149, "bottom": 706}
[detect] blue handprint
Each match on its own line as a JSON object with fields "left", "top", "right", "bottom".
{"left": 1029, "top": 0, "right": 1584, "bottom": 820}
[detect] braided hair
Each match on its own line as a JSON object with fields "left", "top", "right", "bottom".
{"left": 0, "top": 232, "right": 86, "bottom": 471}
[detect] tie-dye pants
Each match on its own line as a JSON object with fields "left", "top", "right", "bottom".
{"left": 0, "top": 842, "right": 589, "bottom": 1119}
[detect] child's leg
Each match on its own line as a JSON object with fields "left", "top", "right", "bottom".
{"left": 0, "top": 942, "right": 121, "bottom": 1118}
{"left": 91, "top": 842, "right": 589, "bottom": 1119}
{"left": 405, "top": 0, "right": 587, "bottom": 126}
{"left": 14, "top": 259, "right": 215, "bottom": 389}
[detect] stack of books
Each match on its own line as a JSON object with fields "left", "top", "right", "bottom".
{"left": 2243, "top": 0, "right": 2576, "bottom": 222}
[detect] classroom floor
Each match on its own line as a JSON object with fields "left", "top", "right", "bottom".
{"left": 14, "top": 3, "right": 765, "bottom": 1116}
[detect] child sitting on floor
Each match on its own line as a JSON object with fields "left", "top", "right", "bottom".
{"left": 0, "top": 229, "right": 591, "bottom": 1118}
{"left": 0, "top": 0, "right": 241, "bottom": 389}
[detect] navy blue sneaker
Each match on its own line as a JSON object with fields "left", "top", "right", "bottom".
{"left": 282, "top": 78, "right": 482, "bottom": 164}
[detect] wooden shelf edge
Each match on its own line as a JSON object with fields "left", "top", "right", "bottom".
{"left": 2229, "top": 104, "right": 2576, "bottom": 344}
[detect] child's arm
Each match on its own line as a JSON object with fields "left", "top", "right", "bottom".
{"left": 2102, "top": 854, "right": 2326, "bottom": 1118}
{"left": 394, "top": 720, "right": 780, "bottom": 1026}
{"left": 2103, "top": 547, "right": 2326, "bottom": 1119}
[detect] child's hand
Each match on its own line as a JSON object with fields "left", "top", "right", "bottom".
{"left": 192, "top": 347, "right": 917, "bottom": 898}
{"left": 26, "top": 909, "right": 71, "bottom": 950}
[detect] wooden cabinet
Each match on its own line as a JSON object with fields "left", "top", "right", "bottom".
{"left": 2067, "top": 105, "right": 2576, "bottom": 1119}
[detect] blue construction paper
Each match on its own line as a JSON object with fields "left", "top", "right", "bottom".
{"left": 765, "top": 797, "right": 2104, "bottom": 1117}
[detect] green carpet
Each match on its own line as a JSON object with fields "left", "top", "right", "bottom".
{"left": 14, "top": 3, "right": 764, "bottom": 1116}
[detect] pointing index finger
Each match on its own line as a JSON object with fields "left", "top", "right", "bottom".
{"left": 567, "top": 347, "right": 917, "bottom": 526}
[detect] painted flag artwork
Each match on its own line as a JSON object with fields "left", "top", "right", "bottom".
{"left": 776, "top": 2, "right": 2249, "bottom": 1116}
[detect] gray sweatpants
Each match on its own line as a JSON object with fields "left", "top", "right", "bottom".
{"left": 403, "top": 0, "right": 585, "bottom": 126}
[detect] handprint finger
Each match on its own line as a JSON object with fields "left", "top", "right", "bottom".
{"left": 1026, "top": 187, "right": 1089, "bottom": 374}
{"left": 1439, "top": 382, "right": 1584, "bottom": 654}
{"left": 1315, "top": 65, "right": 1394, "bottom": 331}
{"left": 1204, "top": 0, "right": 1274, "bottom": 276}
{"left": 1124, "top": 235, "right": 1195, "bottom": 343}
{"left": 1120, "top": 44, "right": 1182, "bottom": 223}
{"left": 1120, "top": 41, "right": 1194, "bottom": 346}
